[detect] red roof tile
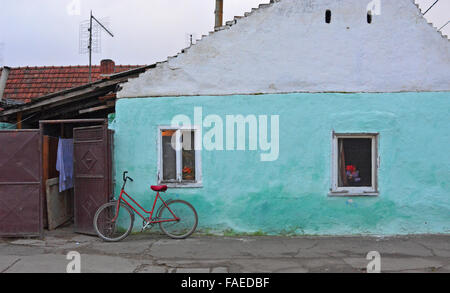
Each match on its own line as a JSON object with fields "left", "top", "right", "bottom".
{"left": 0, "top": 64, "right": 143, "bottom": 103}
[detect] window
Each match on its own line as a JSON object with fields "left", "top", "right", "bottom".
{"left": 367, "top": 11, "right": 372, "bottom": 24}
{"left": 158, "top": 126, "right": 202, "bottom": 187}
{"left": 325, "top": 10, "right": 331, "bottom": 23}
{"left": 330, "top": 133, "right": 379, "bottom": 196}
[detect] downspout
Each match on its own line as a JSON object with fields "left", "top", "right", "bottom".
{"left": 0, "top": 66, "right": 10, "bottom": 101}
{"left": 215, "top": 0, "right": 223, "bottom": 29}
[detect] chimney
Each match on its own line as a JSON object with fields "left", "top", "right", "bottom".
{"left": 0, "top": 66, "right": 10, "bottom": 101}
{"left": 215, "top": 0, "right": 223, "bottom": 29}
{"left": 100, "top": 59, "right": 115, "bottom": 75}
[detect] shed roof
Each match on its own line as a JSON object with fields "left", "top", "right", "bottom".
{"left": 0, "top": 64, "right": 141, "bottom": 103}
{"left": 0, "top": 65, "right": 154, "bottom": 125}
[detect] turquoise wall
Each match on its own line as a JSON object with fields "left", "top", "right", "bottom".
{"left": 112, "top": 92, "right": 450, "bottom": 235}
{"left": 0, "top": 123, "right": 15, "bottom": 129}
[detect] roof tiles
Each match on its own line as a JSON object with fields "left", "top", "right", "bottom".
{"left": 0, "top": 65, "right": 142, "bottom": 103}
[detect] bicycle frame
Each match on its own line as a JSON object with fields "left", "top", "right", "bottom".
{"left": 112, "top": 188, "right": 179, "bottom": 224}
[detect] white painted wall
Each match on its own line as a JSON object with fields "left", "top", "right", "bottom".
{"left": 119, "top": 0, "right": 450, "bottom": 97}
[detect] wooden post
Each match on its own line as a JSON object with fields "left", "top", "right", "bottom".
{"left": 16, "top": 112, "right": 22, "bottom": 129}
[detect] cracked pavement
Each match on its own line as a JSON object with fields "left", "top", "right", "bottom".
{"left": 0, "top": 227, "right": 449, "bottom": 273}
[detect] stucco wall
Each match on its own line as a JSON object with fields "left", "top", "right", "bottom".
{"left": 0, "top": 122, "right": 14, "bottom": 129}
{"left": 112, "top": 92, "right": 450, "bottom": 235}
{"left": 119, "top": 0, "right": 450, "bottom": 97}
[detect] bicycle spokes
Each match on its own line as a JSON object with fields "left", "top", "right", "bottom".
{"left": 158, "top": 200, "right": 198, "bottom": 239}
{"left": 94, "top": 202, "right": 134, "bottom": 242}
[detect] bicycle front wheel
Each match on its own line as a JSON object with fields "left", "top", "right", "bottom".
{"left": 93, "top": 202, "right": 134, "bottom": 242}
{"left": 158, "top": 200, "right": 198, "bottom": 239}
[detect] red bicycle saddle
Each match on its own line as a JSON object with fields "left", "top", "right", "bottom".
{"left": 151, "top": 185, "right": 168, "bottom": 192}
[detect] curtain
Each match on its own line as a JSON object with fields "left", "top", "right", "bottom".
{"left": 338, "top": 139, "right": 348, "bottom": 187}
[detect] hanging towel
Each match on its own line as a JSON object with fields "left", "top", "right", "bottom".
{"left": 56, "top": 138, "right": 74, "bottom": 192}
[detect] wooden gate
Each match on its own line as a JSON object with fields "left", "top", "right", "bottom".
{"left": 0, "top": 130, "right": 42, "bottom": 237}
{"left": 73, "top": 125, "right": 112, "bottom": 235}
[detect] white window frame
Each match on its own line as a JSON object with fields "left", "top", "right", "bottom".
{"left": 329, "top": 132, "right": 379, "bottom": 197}
{"left": 157, "top": 126, "right": 202, "bottom": 188}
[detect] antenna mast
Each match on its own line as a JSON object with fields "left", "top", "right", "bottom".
{"left": 88, "top": 10, "right": 114, "bottom": 82}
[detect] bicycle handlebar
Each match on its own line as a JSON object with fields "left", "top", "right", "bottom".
{"left": 123, "top": 171, "right": 134, "bottom": 183}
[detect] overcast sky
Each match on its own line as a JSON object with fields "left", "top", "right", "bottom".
{"left": 0, "top": 0, "right": 448, "bottom": 67}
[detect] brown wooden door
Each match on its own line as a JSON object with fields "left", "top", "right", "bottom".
{"left": 73, "top": 125, "right": 111, "bottom": 235}
{"left": 0, "top": 130, "right": 42, "bottom": 237}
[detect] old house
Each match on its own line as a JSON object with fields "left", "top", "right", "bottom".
{"left": 0, "top": 60, "right": 150, "bottom": 237}
{"left": 0, "top": 59, "right": 143, "bottom": 128}
{"left": 111, "top": 0, "right": 450, "bottom": 235}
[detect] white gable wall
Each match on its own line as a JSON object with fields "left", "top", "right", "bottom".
{"left": 119, "top": 0, "right": 450, "bottom": 97}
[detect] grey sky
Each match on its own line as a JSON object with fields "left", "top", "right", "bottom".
{"left": 0, "top": 0, "right": 448, "bottom": 67}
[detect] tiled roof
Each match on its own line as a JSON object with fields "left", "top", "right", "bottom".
{"left": 0, "top": 64, "right": 142, "bottom": 103}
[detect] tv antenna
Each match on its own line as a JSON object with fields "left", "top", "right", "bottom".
{"left": 79, "top": 11, "right": 114, "bottom": 82}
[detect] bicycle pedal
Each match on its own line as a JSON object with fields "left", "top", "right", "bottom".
{"left": 142, "top": 221, "right": 153, "bottom": 231}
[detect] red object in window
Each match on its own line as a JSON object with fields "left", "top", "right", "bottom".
{"left": 346, "top": 165, "right": 356, "bottom": 172}
{"left": 183, "top": 167, "right": 192, "bottom": 174}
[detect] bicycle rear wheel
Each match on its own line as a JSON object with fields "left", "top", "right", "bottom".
{"left": 158, "top": 200, "right": 198, "bottom": 239}
{"left": 93, "top": 202, "right": 134, "bottom": 242}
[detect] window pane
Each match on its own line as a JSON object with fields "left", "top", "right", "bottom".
{"left": 182, "top": 130, "right": 196, "bottom": 181}
{"left": 338, "top": 138, "right": 372, "bottom": 187}
{"left": 162, "top": 130, "right": 176, "bottom": 181}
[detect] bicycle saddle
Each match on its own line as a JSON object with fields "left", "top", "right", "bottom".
{"left": 151, "top": 185, "right": 168, "bottom": 192}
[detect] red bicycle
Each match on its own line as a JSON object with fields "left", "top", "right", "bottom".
{"left": 93, "top": 171, "right": 198, "bottom": 242}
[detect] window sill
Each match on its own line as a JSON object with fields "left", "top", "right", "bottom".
{"left": 328, "top": 191, "right": 379, "bottom": 197}
{"left": 160, "top": 182, "right": 203, "bottom": 188}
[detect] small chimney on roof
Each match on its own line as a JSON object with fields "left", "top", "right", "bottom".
{"left": 100, "top": 59, "right": 115, "bottom": 75}
{"left": 0, "top": 66, "right": 11, "bottom": 101}
{"left": 215, "top": 0, "right": 223, "bottom": 29}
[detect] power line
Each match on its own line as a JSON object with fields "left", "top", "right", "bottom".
{"left": 423, "top": 0, "right": 439, "bottom": 16}
{"left": 6, "top": 113, "right": 38, "bottom": 129}
{"left": 438, "top": 20, "right": 449, "bottom": 31}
